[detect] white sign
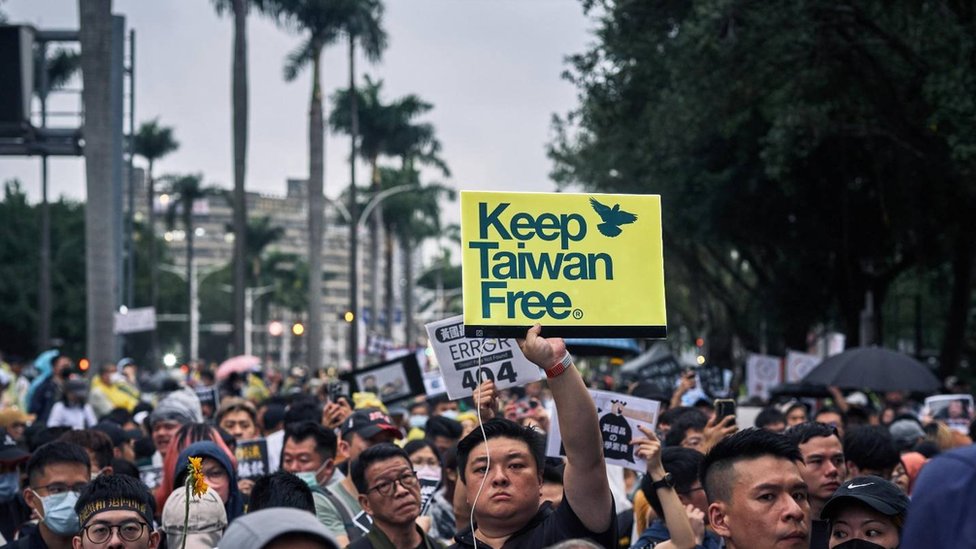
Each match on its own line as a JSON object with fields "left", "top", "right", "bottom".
{"left": 113, "top": 307, "right": 157, "bottom": 334}
{"left": 921, "top": 394, "right": 974, "bottom": 434}
{"left": 786, "top": 350, "right": 821, "bottom": 383}
{"left": 746, "top": 354, "right": 782, "bottom": 400}
{"left": 424, "top": 315, "right": 542, "bottom": 400}
{"left": 546, "top": 389, "right": 660, "bottom": 473}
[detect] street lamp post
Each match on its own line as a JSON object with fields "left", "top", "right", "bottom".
{"left": 329, "top": 184, "right": 416, "bottom": 370}
{"left": 159, "top": 261, "right": 223, "bottom": 362}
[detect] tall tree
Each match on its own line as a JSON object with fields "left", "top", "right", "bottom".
{"left": 163, "top": 174, "right": 222, "bottom": 360}
{"left": 211, "top": 0, "right": 266, "bottom": 360}
{"left": 132, "top": 118, "right": 178, "bottom": 365}
{"left": 34, "top": 47, "right": 80, "bottom": 351}
{"left": 268, "top": 0, "right": 386, "bottom": 371}
{"left": 78, "top": 0, "right": 117, "bottom": 368}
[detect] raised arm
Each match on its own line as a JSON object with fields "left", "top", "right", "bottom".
{"left": 633, "top": 425, "right": 697, "bottom": 549}
{"left": 519, "top": 324, "right": 613, "bottom": 533}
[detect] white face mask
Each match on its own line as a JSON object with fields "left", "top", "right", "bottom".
{"left": 415, "top": 465, "right": 442, "bottom": 482}
{"left": 441, "top": 410, "right": 459, "bottom": 420}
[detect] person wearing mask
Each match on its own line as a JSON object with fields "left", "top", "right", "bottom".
{"left": 173, "top": 441, "right": 244, "bottom": 523}
{"left": 87, "top": 363, "right": 139, "bottom": 419}
{"left": 280, "top": 421, "right": 340, "bottom": 529}
{"left": 248, "top": 471, "right": 315, "bottom": 513}
{"left": 46, "top": 381, "right": 97, "bottom": 432}
{"left": 72, "top": 474, "right": 159, "bottom": 549}
{"left": 28, "top": 353, "right": 71, "bottom": 426}
{"left": 0, "top": 429, "right": 31, "bottom": 543}
{"left": 348, "top": 444, "right": 444, "bottom": 549}
{"left": 154, "top": 423, "right": 234, "bottom": 515}
{"left": 820, "top": 476, "right": 908, "bottom": 549}
{"left": 1, "top": 441, "right": 90, "bottom": 549}
{"left": 403, "top": 440, "right": 452, "bottom": 542}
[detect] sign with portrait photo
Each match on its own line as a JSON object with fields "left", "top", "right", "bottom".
{"left": 921, "top": 394, "right": 975, "bottom": 434}
{"left": 545, "top": 389, "right": 661, "bottom": 473}
{"left": 340, "top": 353, "right": 426, "bottom": 405}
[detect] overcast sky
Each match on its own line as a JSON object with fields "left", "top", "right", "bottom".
{"left": 2, "top": 0, "right": 593, "bottom": 228}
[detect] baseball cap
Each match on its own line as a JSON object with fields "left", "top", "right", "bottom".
{"left": 0, "top": 429, "right": 29, "bottom": 463}
{"left": 888, "top": 419, "right": 925, "bottom": 450}
{"left": 0, "top": 408, "right": 34, "bottom": 429}
{"left": 820, "top": 475, "right": 909, "bottom": 520}
{"left": 162, "top": 487, "right": 227, "bottom": 549}
{"left": 340, "top": 408, "right": 402, "bottom": 440}
{"left": 218, "top": 508, "right": 338, "bottom": 549}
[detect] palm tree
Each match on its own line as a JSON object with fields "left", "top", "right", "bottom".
{"left": 133, "top": 119, "right": 178, "bottom": 365}
{"left": 79, "top": 0, "right": 117, "bottom": 369}
{"left": 211, "top": 0, "right": 271, "bottom": 359}
{"left": 267, "top": 0, "right": 386, "bottom": 371}
{"left": 34, "top": 47, "right": 80, "bottom": 351}
{"left": 379, "top": 167, "right": 455, "bottom": 344}
{"left": 225, "top": 215, "right": 286, "bottom": 287}
{"left": 163, "top": 174, "right": 222, "bottom": 360}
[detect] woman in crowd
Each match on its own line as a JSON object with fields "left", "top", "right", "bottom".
{"left": 821, "top": 476, "right": 909, "bottom": 549}
{"left": 155, "top": 422, "right": 236, "bottom": 514}
{"left": 174, "top": 440, "right": 245, "bottom": 523}
{"left": 46, "top": 378, "right": 97, "bottom": 430}
{"left": 403, "top": 439, "right": 455, "bottom": 543}
{"left": 890, "top": 452, "right": 926, "bottom": 496}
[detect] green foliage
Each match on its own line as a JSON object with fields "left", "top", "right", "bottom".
{"left": 133, "top": 119, "right": 179, "bottom": 165}
{"left": 551, "top": 0, "right": 976, "bottom": 367}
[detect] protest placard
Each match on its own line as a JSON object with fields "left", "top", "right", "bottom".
{"left": 340, "top": 353, "right": 426, "bottom": 404}
{"left": 546, "top": 389, "right": 661, "bottom": 473}
{"left": 425, "top": 315, "right": 542, "bottom": 400}
{"left": 922, "top": 394, "right": 975, "bottom": 434}
{"left": 746, "top": 354, "right": 782, "bottom": 400}
{"left": 786, "top": 350, "right": 821, "bottom": 383}
{"left": 138, "top": 465, "right": 162, "bottom": 490}
{"left": 416, "top": 468, "right": 441, "bottom": 514}
{"left": 235, "top": 438, "right": 269, "bottom": 480}
{"left": 460, "top": 191, "right": 666, "bottom": 338}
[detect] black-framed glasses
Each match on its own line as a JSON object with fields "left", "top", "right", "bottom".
{"left": 84, "top": 521, "right": 147, "bottom": 543}
{"left": 366, "top": 470, "right": 418, "bottom": 497}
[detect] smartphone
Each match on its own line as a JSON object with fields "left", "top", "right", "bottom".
{"left": 327, "top": 380, "right": 342, "bottom": 403}
{"left": 715, "top": 399, "right": 736, "bottom": 421}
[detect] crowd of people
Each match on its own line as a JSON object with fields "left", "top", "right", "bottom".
{"left": 0, "top": 326, "right": 973, "bottom": 548}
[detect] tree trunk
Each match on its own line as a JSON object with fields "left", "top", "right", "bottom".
{"left": 147, "top": 160, "right": 159, "bottom": 368}
{"left": 401, "top": 238, "right": 415, "bottom": 346}
{"left": 347, "top": 37, "right": 359, "bottom": 370}
{"left": 940, "top": 235, "right": 974, "bottom": 378}
{"left": 231, "top": 0, "right": 249, "bottom": 359}
{"left": 369, "top": 159, "right": 381, "bottom": 337}
{"left": 79, "top": 0, "right": 118, "bottom": 368}
{"left": 306, "top": 45, "right": 325, "bottom": 373}
{"left": 185, "top": 206, "right": 194, "bottom": 360}
{"left": 384, "top": 227, "right": 395, "bottom": 339}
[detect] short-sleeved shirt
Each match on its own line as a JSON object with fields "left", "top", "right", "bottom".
{"left": 449, "top": 493, "right": 616, "bottom": 549}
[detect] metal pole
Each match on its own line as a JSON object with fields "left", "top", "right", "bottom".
{"left": 190, "top": 257, "right": 199, "bottom": 361}
{"left": 38, "top": 42, "right": 52, "bottom": 351}
{"left": 347, "top": 36, "right": 359, "bottom": 370}
{"left": 244, "top": 287, "right": 253, "bottom": 357}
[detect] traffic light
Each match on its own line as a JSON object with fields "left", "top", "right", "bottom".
{"left": 78, "top": 358, "right": 90, "bottom": 372}
{"left": 292, "top": 322, "right": 305, "bottom": 336}
{"left": 343, "top": 311, "right": 355, "bottom": 323}
{"left": 268, "top": 321, "right": 284, "bottom": 337}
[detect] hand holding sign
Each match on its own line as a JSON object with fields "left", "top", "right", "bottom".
{"left": 632, "top": 425, "right": 664, "bottom": 475}
{"left": 473, "top": 380, "right": 499, "bottom": 420}
{"left": 518, "top": 324, "right": 567, "bottom": 371}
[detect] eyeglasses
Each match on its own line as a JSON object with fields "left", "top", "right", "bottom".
{"left": 33, "top": 482, "right": 88, "bottom": 495}
{"left": 84, "top": 521, "right": 147, "bottom": 543}
{"left": 366, "top": 470, "right": 418, "bottom": 497}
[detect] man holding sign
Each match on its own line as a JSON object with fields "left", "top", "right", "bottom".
{"left": 450, "top": 324, "right": 616, "bottom": 548}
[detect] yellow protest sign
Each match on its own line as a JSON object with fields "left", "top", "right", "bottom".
{"left": 460, "top": 190, "right": 666, "bottom": 338}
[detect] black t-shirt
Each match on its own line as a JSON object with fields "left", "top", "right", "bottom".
{"left": 449, "top": 493, "right": 617, "bottom": 549}
{"left": 0, "top": 496, "right": 32, "bottom": 542}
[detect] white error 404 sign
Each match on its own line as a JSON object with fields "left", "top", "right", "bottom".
{"left": 425, "top": 315, "right": 543, "bottom": 400}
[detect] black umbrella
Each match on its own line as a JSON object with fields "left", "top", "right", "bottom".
{"left": 800, "top": 346, "right": 940, "bottom": 393}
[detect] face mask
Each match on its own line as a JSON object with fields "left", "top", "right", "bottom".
{"left": 441, "top": 410, "right": 459, "bottom": 420}
{"left": 408, "top": 415, "right": 428, "bottom": 429}
{"left": 0, "top": 473, "right": 18, "bottom": 502}
{"left": 415, "top": 465, "right": 441, "bottom": 482}
{"left": 33, "top": 490, "right": 80, "bottom": 536}
{"left": 296, "top": 460, "right": 332, "bottom": 488}
{"left": 832, "top": 539, "right": 890, "bottom": 549}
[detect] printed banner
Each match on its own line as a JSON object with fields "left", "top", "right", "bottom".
{"left": 746, "top": 354, "right": 782, "bottom": 400}
{"left": 340, "top": 353, "right": 426, "bottom": 404}
{"left": 235, "top": 438, "right": 269, "bottom": 480}
{"left": 460, "top": 191, "right": 666, "bottom": 338}
{"left": 922, "top": 394, "right": 975, "bottom": 434}
{"left": 786, "top": 350, "right": 821, "bottom": 383}
{"left": 138, "top": 465, "right": 162, "bottom": 490}
{"left": 546, "top": 389, "right": 661, "bottom": 473}
{"left": 425, "top": 315, "right": 542, "bottom": 400}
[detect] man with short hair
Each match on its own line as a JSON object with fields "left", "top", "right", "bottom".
{"left": 281, "top": 421, "right": 338, "bottom": 528}
{"left": 843, "top": 426, "right": 900, "bottom": 479}
{"left": 700, "top": 428, "right": 809, "bottom": 549}
{"left": 58, "top": 431, "right": 114, "bottom": 478}
{"left": 348, "top": 443, "right": 443, "bottom": 549}
{"left": 784, "top": 422, "right": 846, "bottom": 519}
{"left": 812, "top": 408, "right": 845, "bottom": 438}
{"left": 785, "top": 422, "right": 846, "bottom": 549}
{"left": 754, "top": 408, "right": 787, "bottom": 434}
{"left": 424, "top": 416, "right": 462, "bottom": 460}
{"left": 217, "top": 398, "right": 259, "bottom": 442}
{"left": 450, "top": 325, "right": 616, "bottom": 548}
{"left": 71, "top": 474, "right": 159, "bottom": 549}
{"left": 1, "top": 441, "right": 91, "bottom": 549}
{"left": 664, "top": 410, "right": 708, "bottom": 450}
{"left": 249, "top": 471, "right": 316, "bottom": 514}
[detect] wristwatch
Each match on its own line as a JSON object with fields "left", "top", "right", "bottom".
{"left": 650, "top": 472, "right": 674, "bottom": 491}
{"left": 545, "top": 352, "right": 573, "bottom": 379}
